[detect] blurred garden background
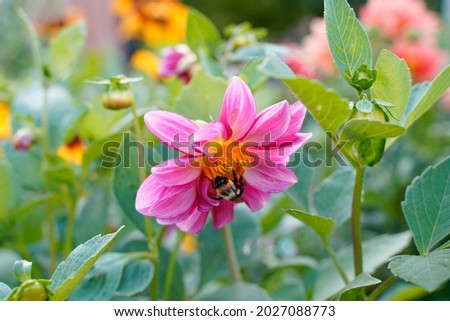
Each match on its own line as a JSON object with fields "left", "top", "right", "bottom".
{"left": 0, "top": 0, "right": 449, "bottom": 301}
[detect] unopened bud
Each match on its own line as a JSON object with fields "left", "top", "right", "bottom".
{"left": 101, "top": 88, "right": 134, "bottom": 110}
{"left": 12, "top": 128, "right": 35, "bottom": 151}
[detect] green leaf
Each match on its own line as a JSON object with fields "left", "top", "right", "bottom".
{"left": 313, "top": 231, "right": 411, "bottom": 300}
{"left": 113, "top": 135, "right": 147, "bottom": 234}
{"left": 49, "top": 20, "right": 87, "bottom": 80}
{"left": 69, "top": 253, "right": 124, "bottom": 301}
{"left": 340, "top": 119, "right": 406, "bottom": 140}
{"left": 198, "top": 49, "right": 224, "bottom": 78}
{"left": 0, "top": 159, "right": 13, "bottom": 220}
{"left": 116, "top": 259, "right": 154, "bottom": 297}
{"left": 324, "top": 0, "right": 373, "bottom": 85}
{"left": 199, "top": 283, "right": 271, "bottom": 301}
{"left": 331, "top": 273, "right": 381, "bottom": 300}
{"left": 355, "top": 99, "right": 373, "bottom": 113}
{"left": 401, "top": 156, "right": 450, "bottom": 255}
{"left": 231, "top": 43, "right": 291, "bottom": 62}
{"left": 186, "top": 8, "right": 221, "bottom": 56}
{"left": 403, "top": 65, "right": 450, "bottom": 128}
{"left": 286, "top": 160, "right": 314, "bottom": 211}
{"left": 287, "top": 210, "right": 335, "bottom": 241}
{"left": 48, "top": 226, "right": 124, "bottom": 301}
{"left": 198, "top": 210, "right": 260, "bottom": 287}
{"left": 0, "top": 283, "right": 12, "bottom": 301}
{"left": 371, "top": 49, "right": 411, "bottom": 123}
{"left": 313, "top": 169, "right": 355, "bottom": 225}
{"left": 0, "top": 249, "right": 21, "bottom": 287}
{"left": 74, "top": 188, "right": 109, "bottom": 245}
{"left": 389, "top": 249, "right": 450, "bottom": 291}
{"left": 283, "top": 77, "right": 350, "bottom": 135}
{"left": 257, "top": 52, "right": 295, "bottom": 79}
{"left": 175, "top": 70, "right": 228, "bottom": 121}
{"left": 354, "top": 138, "right": 385, "bottom": 167}
{"left": 239, "top": 58, "right": 268, "bottom": 91}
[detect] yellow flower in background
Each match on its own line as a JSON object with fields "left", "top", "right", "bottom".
{"left": 131, "top": 49, "right": 161, "bottom": 78}
{"left": 180, "top": 234, "right": 198, "bottom": 255}
{"left": 112, "top": 0, "right": 188, "bottom": 47}
{"left": 0, "top": 102, "right": 12, "bottom": 139}
{"left": 57, "top": 137, "right": 85, "bottom": 165}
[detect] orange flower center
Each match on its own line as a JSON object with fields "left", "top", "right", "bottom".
{"left": 201, "top": 140, "right": 253, "bottom": 182}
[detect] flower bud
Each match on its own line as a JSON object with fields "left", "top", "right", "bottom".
{"left": 16, "top": 280, "right": 48, "bottom": 301}
{"left": 101, "top": 88, "right": 134, "bottom": 110}
{"left": 352, "top": 64, "right": 377, "bottom": 91}
{"left": 348, "top": 104, "right": 388, "bottom": 122}
{"left": 12, "top": 128, "right": 35, "bottom": 151}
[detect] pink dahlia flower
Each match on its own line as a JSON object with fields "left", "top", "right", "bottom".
{"left": 135, "top": 77, "right": 311, "bottom": 233}
{"left": 359, "top": 0, "right": 440, "bottom": 43}
{"left": 158, "top": 44, "right": 198, "bottom": 83}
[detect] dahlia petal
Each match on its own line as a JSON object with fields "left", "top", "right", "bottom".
{"left": 282, "top": 101, "right": 307, "bottom": 138}
{"left": 242, "top": 181, "right": 271, "bottom": 212}
{"left": 144, "top": 110, "right": 198, "bottom": 156}
{"left": 219, "top": 77, "right": 256, "bottom": 141}
{"left": 212, "top": 201, "right": 234, "bottom": 229}
{"left": 244, "top": 163, "right": 298, "bottom": 193}
{"left": 152, "top": 157, "right": 201, "bottom": 186}
{"left": 244, "top": 100, "right": 290, "bottom": 144}
{"left": 176, "top": 210, "right": 209, "bottom": 234}
{"left": 197, "top": 174, "right": 219, "bottom": 212}
{"left": 192, "top": 121, "right": 228, "bottom": 155}
{"left": 135, "top": 175, "right": 163, "bottom": 214}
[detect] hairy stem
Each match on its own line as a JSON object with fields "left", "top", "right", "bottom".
{"left": 222, "top": 224, "right": 242, "bottom": 283}
{"left": 368, "top": 275, "right": 397, "bottom": 301}
{"left": 351, "top": 166, "right": 365, "bottom": 277}
{"left": 163, "top": 231, "right": 184, "bottom": 300}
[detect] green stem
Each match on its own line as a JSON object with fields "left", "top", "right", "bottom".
{"left": 41, "top": 80, "right": 57, "bottom": 272}
{"left": 351, "top": 166, "right": 365, "bottom": 277}
{"left": 156, "top": 225, "right": 168, "bottom": 248}
{"left": 130, "top": 101, "right": 158, "bottom": 300}
{"left": 368, "top": 275, "right": 397, "bottom": 301}
{"left": 163, "top": 231, "right": 184, "bottom": 300}
{"left": 323, "top": 241, "right": 349, "bottom": 284}
{"left": 62, "top": 185, "right": 75, "bottom": 257}
{"left": 222, "top": 224, "right": 242, "bottom": 283}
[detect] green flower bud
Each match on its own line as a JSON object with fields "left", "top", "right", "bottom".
{"left": 352, "top": 64, "right": 377, "bottom": 91}
{"left": 16, "top": 280, "right": 48, "bottom": 301}
{"left": 13, "top": 260, "right": 32, "bottom": 283}
{"left": 101, "top": 88, "right": 134, "bottom": 110}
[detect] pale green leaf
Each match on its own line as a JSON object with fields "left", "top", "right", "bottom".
{"left": 403, "top": 65, "right": 450, "bottom": 127}
{"left": 175, "top": 70, "right": 228, "bottom": 121}
{"left": 0, "top": 159, "right": 13, "bottom": 220}
{"left": 389, "top": 249, "right": 450, "bottom": 291}
{"left": 200, "top": 283, "right": 271, "bottom": 301}
{"left": 116, "top": 259, "right": 154, "bottom": 297}
{"left": 324, "top": 0, "right": 372, "bottom": 84}
{"left": 257, "top": 52, "right": 295, "bottom": 79}
{"left": 231, "top": 43, "right": 291, "bottom": 62}
{"left": 287, "top": 210, "right": 335, "bottom": 241}
{"left": 313, "top": 231, "right": 411, "bottom": 300}
{"left": 355, "top": 99, "right": 373, "bottom": 113}
{"left": 313, "top": 169, "right": 355, "bottom": 225}
{"left": 340, "top": 119, "right": 406, "bottom": 140}
{"left": 354, "top": 138, "right": 385, "bottom": 167}
{"left": 49, "top": 20, "right": 87, "bottom": 80}
{"left": 48, "top": 226, "right": 124, "bottom": 301}
{"left": 401, "top": 156, "right": 450, "bottom": 255}
{"left": 239, "top": 58, "right": 268, "bottom": 91}
{"left": 186, "top": 9, "right": 221, "bottom": 56}
{"left": 371, "top": 49, "right": 411, "bottom": 123}
{"left": 331, "top": 273, "right": 381, "bottom": 300}
{"left": 283, "top": 77, "right": 350, "bottom": 135}
{"left": 0, "top": 283, "right": 12, "bottom": 301}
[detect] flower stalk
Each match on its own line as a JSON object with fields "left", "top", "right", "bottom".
{"left": 222, "top": 225, "right": 242, "bottom": 283}
{"left": 351, "top": 166, "right": 365, "bottom": 277}
{"left": 163, "top": 231, "right": 185, "bottom": 300}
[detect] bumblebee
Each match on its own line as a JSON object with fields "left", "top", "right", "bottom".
{"left": 211, "top": 170, "right": 244, "bottom": 203}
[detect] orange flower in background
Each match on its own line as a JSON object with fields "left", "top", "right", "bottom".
{"left": 112, "top": 0, "right": 188, "bottom": 47}
{"left": 57, "top": 137, "right": 85, "bottom": 165}
{"left": 0, "top": 102, "right": 12, "bottom": 139}
{"left": 180, "top": 234, "right": 198, "bottom": 255}
{"left": 35, "top": 7, "right": 84, "bottom": 38}
{"left": 391, "top": 39, "right": 447, "bottom": 82}
{"left": 131, "top": 49, "right": 161, "bottom": 78}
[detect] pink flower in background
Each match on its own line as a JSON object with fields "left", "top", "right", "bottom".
{"left": 283, "top": 44, "right": 318, "bottom": 79}
{"left": 12, "top": 128, "right": 35, "bottom": 151}
{"left": 359, "top": 0, "right": 440, "bottom": 42}
{"left": 135, "top": 77, "right": 311, "bottom": 233}
{"left": 391, "top": 39, "right": 447, "bottom": 82}
{"left": 158, "top": 44, "right": 198, "bottom": 83}
{"left": 299, "top": 18, "right": 336, "bottom": 77}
